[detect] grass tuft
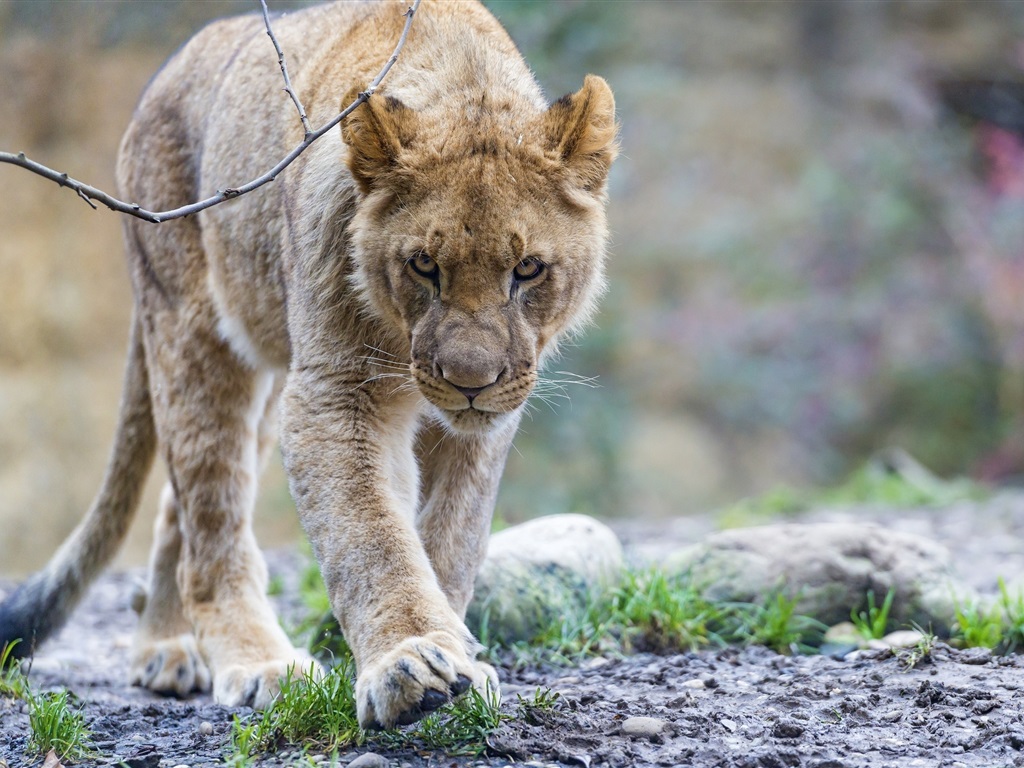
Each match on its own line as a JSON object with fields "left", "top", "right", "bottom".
{"left": 730, "top": 591, "right": 826, "bottom": 654}
{"left": 228, "top": 653, "right": 511, "bottom": 762}
{"left": 950, "top": 579, "right": 1024, "bottom": 653}
{"left": 1, "top": 641, "right": 92, "bottom": 762}
{"left": 851, "top": 588, "right": 896, "bottom": 641}
{"left": 482, "top": 567, "right": 824, "bottom": 666}
{"left": 896, "top": 627, "right": 937, "bottom": 670}
{"left": 27, "top": 689, "right": 91, "bottom": 760}
{"left": 720, "top": 455, "right": 986, "bottom": 526}
{"left": 229, "top": 659, "right": 361, "bottom": 761}
{"left": 380, "top": 683, "right": 509, "bottom": 757}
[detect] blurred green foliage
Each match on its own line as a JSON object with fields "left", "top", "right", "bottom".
{"left": 4, "top": 0, "right": 1024, "bottom": 526}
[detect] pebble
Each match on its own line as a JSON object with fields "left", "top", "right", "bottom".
{"left": 681, "top": 678, "right": 706, "bottom": 689}
{"left": 772, "top": 720, "right": 805, "bottom": 738}
{"left": 620, "top": 716, "right": 669, "bottom": 738}
{"left": 198, "top": 721, "right": 214, "bottom": 736}
{"left": 960, "top": 647, "right": 993, "bottom": 665}
{"left": 348, "top": 753, "right": 390, "bottom": 768}
{"left": 881, "top": 630, "right": 926, "bottom": 648}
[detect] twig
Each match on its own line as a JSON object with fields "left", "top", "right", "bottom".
{"left": 259, "top": 0, "right": 312, "bottom": 137}
{"left": 0, "top": 0, "right": 421, "bottom": 224}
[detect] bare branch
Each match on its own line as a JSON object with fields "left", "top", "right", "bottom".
{"left": 0, "top": 0, "right": 422, "bottom": 224}
{"left": 259, "top": 0, "right": 312, "bottom": 137}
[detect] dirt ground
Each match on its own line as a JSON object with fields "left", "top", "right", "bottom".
{"left": 5, "top": 502, "right": 1024, "bottom": 768}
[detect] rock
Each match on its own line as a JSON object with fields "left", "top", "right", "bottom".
{"left": 881, "top": 630, "right": 926, "bottom": 648}
{"left": 466, "top": 514, "right": 624, "bottom": 644}
{"left": 197, "top": 721, "right": 214, "bottom": 737}
{"left": 667, "top": 522, "right": 974, "bottom": 634}
{"left": 621, "top": 716, "right": 669, "bottom": 738}
{"left": 772, "top": 719, "right": 805, "bottom": 738}
{"left": 822, "top": 621, "right": 862, "bottom": 647}
{"left": 348, "top": 753, "right": 390, "bottom": 768}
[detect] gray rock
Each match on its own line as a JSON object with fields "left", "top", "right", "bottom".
{"left": 466, "top": 514, "right": 624, "bottom": 644}
{"left": 348, "top": 753, "right": 390, "bottom": 768}
{"left": 667, "top": 522, "right": 974, "bottom": 634}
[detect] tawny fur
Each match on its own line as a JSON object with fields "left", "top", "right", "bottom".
{"left": 0, "top": 0, "right": 616, "bottom": 729}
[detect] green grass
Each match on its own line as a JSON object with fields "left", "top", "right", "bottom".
{"left": 479, "top": 567, "right": 825, "bottom": 666}
{"left": 379, "top": 683, "right": 509, "bottom": 757}
{"left": 896, "top": 627, "right": 937, "bottom": 670}
{"left": 27, "top": 689, "right": 92, "bottom": 760}
{"left": 951, "top": 579, "right": 1024, "bottom": 654}
{"left": 719, "top": 456, "right": 986, "bottom": 526}
{"left": 851, "top": 588, "right": 896, "bottom": 641}
{"left": 731, "top": 591, "right": 827, "bottom": 654}
{"left": 1, "top": 642, "right": 92, "bottom": 762}
{"left": 228, "top": 659, "right": 361, "bottom": 762}
{"left": 227, "top": 653, "right": 512, "bottom": 763}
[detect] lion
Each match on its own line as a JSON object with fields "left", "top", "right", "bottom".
{"left": 0, "top": 0, "right": 616, "bottom": 729}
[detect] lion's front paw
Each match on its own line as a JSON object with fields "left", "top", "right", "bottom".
{"left": 130, "top": 633, "right": 211, "bottom": 697}
{"left": 356, "top": 632, "right": 494, "bottom": 730}
{"left": 213, "top": 653, "right": 323, "bottom": 709}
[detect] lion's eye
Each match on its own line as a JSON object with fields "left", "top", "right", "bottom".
{"left": 409, "top": 251, "right": 439, "bottom": 280}
{"left": 513, "top": 258, "right": 545, "bottom": 282}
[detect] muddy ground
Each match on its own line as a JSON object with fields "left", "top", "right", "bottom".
{"left": 5, "top": 500, "right": 1024, "bottom": 768}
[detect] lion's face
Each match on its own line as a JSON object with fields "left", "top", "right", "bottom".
{"left": 343, "top": 77, "right": 617, "bottom": 433}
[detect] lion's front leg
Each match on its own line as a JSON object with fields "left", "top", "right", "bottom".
{"left": 415, "top": 417, "right": 518, "bottom": 617}
{"left": 281, "top": 373, "right": 488, "bottom": 729}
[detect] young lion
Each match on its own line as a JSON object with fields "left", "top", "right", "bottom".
{"left": 0, "top": 0, "right": 616, "bottom": 729}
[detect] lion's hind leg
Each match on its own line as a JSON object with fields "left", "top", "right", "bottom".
{"left": 144, "top": 309, "right": 318, "bottom": 709}
{"left": 129, "top": 483, "right": 210, "bottom": 697}
{"left": 129, "top": 380, "right": 284, "bottom": 698}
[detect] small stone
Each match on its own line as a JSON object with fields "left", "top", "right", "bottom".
{"left": 172, "top": 764, "right": 190, "bottom": 768}
{"left": 823, "top": 622, "right": 862, "bottom": 647}
{"left": 348, "top": 753, "right": 390, "bottom": 768}
{"left": 198, "top": 721, "right": 214, "bottom": 736}
{"left": 772, "top": 720, "right": 804, "bottom": 739}
{"left": 720, "top": 718, "right": 737, "bottom": 732}
{"left": 680, "top": 678, "right": 705, "bottom": 689}
{"left": 881, "top": 630, "right": 925, "bottom": 649}
{"left": 621, "top": 716, "right": 669, "bottom": 738}
{"left": 960, "top": 647, "right": 993, "bottom": 665}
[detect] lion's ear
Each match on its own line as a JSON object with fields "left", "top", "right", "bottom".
{"left": 340, "top": 88, "right": 417, "bottom": 193}
{"left": 542, "top": 74, "right": 618, "bottom": 192}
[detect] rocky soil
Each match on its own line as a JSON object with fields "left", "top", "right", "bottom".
{"left": 5, "top": 496, "right": 1024, "bottom": 768}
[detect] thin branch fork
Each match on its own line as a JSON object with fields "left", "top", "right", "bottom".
{"left": 259, "top": 0, "right": 312, "bottom": 138}
{"left": 0, "top": 0, "right": 422, "bottom": 224}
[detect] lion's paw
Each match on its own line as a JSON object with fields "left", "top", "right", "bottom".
{"left": 130, "top": 633, "right": 211, "bottom": 697}
{"left": 356, "top": 632, "right": 493, "bottom": 730}
{"left": 213, "top": 653, "right": 323, "bottom": 710}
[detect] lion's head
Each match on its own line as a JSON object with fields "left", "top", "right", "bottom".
{"left": 342, "top": 76, "right": 617, "bottom": 433}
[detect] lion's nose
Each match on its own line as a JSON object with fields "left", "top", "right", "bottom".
{"left": 435, "top": 341, "right": 505, "bottom": 403}
{"left": 451, "top": 383, "right": 487, "bottom": 403}
{"left": 437, "top": 362, "right": 503, "bottom": 403}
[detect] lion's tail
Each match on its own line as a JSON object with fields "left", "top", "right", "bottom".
{"left": 0, "top": 310, "right": 157, "bottom": 662}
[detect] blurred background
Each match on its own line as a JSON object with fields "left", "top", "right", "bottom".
{"left": 1, "top": 0, "right": 1024, "bottom": 575}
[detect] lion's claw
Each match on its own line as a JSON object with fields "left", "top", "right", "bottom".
{"left": 356, "top": 632, "right": 494, "bottom": 729}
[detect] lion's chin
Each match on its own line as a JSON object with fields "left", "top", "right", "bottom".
{"left": 434, "top": 406, "right": 516, "bottom": 436}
